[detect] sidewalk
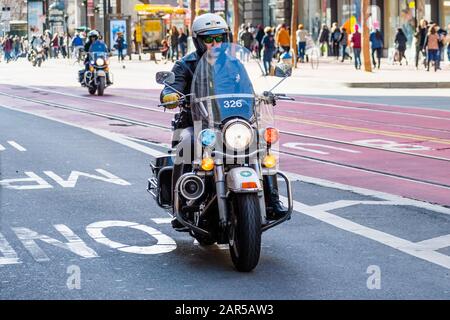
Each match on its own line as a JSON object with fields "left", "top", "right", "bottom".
{"left": 124, "top": 53, "right": 450, "bottom": 90}
{"left": 290, "top": 56, "right": 450, "bottom": 89}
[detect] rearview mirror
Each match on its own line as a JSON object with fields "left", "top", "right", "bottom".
{"left": 156, "top": 71, "right": 175, "bottom": 85}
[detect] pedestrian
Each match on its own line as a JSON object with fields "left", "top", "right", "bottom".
{"left": 446, "top": 23, "right": 450, "bottom": 65}
{"left": 394, "top": 27, "right": 408, "bottom": 65}
{"left": 262, "top": 27, "right": 275, "bottom": 76}
{"left": 330, "top": 22, "right": 341, "bottom": 58}
{"left": 296, "top": 24, "right": 308, "bottom": 63}
{"left": 423, "top": 25, "right": 439, "bottom": 71}
{"left": 339, "top": 27, "right": 351, "bottom": 62}
{"left": 414, "top": 19, "right": 428, "bottom": 69}
{"left": 435, "top": 24, "right": 447, "bottom": 70}
{"left": 51, "top": 33, "right": 60, "bottom": 58}
{"left": 114, "top": 32, "right": 126, "bottom": 63}
{"left": 178, "top": 27, "right": 188, "bottom": 57}
{"left": 240, "top": 26, "right": 254, "bottom": 61}
{"left": 255, "top": 24, "right": 265, "bottom": 59}
{"left": 169, "top": 26, "right": 179, "bottom": 61}
{"left": 2, "top": 35, "right": 13, "bottom": 63}
{"left": 160, "top": 39, "right": 169, "bottom": 63}
{"left": 370, "top": 29, "right": 383, "bottom": 69}
{"left": 318, "top": 24, "right": 330, "bottom": 56}
{"left": 351, "top": 25, "right": 362, "bottom": 69}
{"left": 275, "top": 23, "right": 290, "bottom": 58}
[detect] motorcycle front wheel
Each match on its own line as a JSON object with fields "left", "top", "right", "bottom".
{"left": 97, "top": 77, "right": 105, "bottom": 96}
{"left": 229, "top": 193, "right": 261, "bottom": 272}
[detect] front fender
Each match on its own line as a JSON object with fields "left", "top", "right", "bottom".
{"left": 96, "top": 70, "right": 106, "bottom": 77}
{"left": 226, "top": 167, "right": 262, "bottom": 193}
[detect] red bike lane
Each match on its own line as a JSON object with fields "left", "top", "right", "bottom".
{"left": 1, "top": 85, "right": 449, "bottom": 206}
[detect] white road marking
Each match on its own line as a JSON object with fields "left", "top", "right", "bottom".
{"left": 0, "top": 172, "right": 53, "bottom": 190}
{"left": 415, "top": 234, "right": 450, "bottom": 251}
{"left": 151, "top": 218, "right": 172, "bottom": 224}
{"left": 311, "top": 200, "right": 400, "bottom": 211}
{"left": 89, "top": 128, "right": 166, "bottom": 157}
{"left": 43, "top": 169, "right": 131, "bottom": 188}
{"left": 281, "top": 196, "right": 450, "bottom": 270}
{"left": 283, "top": 142, "right": 360, "bottom": 155}
{"left": 7, "top": 141, "right": 26, "bottom": 151}
{"left": 86, "top": 220, "right": 176, "bottom": 254}
{"left": 284, "top": 98, "right": 450, "bottom": 121}
{"left": 353, "top": 139, "right": 431, "bottom": 152}
{"left": 12, "top": 225, "right": 99, "bottom": 262}
{"left": 285, "top": 171, "right": 450, "bottom": 216}
{"left": 0, "top": 144, "right": 5, "bottom": 151}
{"left": 3, "top": 102, "right": 450, "bottom": 269}
{"left": 0, "top": 232, "right": 22, "bottom": 265}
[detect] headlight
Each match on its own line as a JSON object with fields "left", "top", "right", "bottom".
{"left": 223, "top": 120, "right": 254, "bottom": 151}
{"left": 200, "top": 129, "right": 217, "bottom": 147}
{"left": 96, "top": 58, "right": 105, "bottom": 66}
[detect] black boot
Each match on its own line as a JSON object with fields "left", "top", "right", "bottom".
{"left": 264, "top": 175, "right": 288, "bottom": 220}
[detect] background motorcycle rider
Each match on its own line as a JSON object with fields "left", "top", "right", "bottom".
{"left": 160, "top": 13, "right": 288, "bottom": 230}
{"left": 81, "top": 30, "right": 112, "bottom": 85}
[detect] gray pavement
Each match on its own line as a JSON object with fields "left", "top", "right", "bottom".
{"left": 1, "top": 106, "right": 449, "bottom": 299}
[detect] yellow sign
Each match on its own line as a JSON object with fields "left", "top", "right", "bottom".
{"left": 144, "top": 20, "right": 162, "bottom": 32}
{"left": 134, "top": 4, "right": 186, "bottom": 14}
{"left": 136, "top": 24, "right": 143, "bottom": 42}
{"left": 409, "top": 1, "right": 415, "bottom": 9}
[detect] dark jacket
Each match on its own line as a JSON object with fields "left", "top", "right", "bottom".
{"left": 160, "top": 51, "right": 200, "bottom": 101}
{"left": 415, "top": 27, "right": 427, "bottom": 48}
{"left": 395, "top": 31, "right": 407, "bottom": 51}
{"left": 319, "top": 28, "right": 330, "bottom": 43}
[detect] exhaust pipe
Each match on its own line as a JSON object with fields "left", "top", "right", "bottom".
{"left": 179, "top": 174, "right": 204, "bottom": 201}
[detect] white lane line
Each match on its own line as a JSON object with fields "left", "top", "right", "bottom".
{"left": 285, "top": 171, "right": 450, "bottom": 216}
{"left": 282, "top": 152, "right": 450, "bottom": 191}
{"left": 311, "top": 200, "right": 400, "bottom": 211}
{"left": 3, "top": 103, "right": 450, "bottom": 269}
{"left": 88, "top": 128, "right": 166, "bottom": 158}
{"left": 25, "top": 85, "right": 173, "bottom": 114}
{"left": 281, "top": 196, "right": 450, "bottom": 270}
{"left": 7, "top": 141, "right": 26, "bottom": 151}
{"left": 0, "top": 144, "right": 4, "bottom": 151}
{"left": 152, "top": 218, "right": 172, "bottom": 224}
{"left": 415, "top": 234, "right": 450, "bottom": 251}
{"left": 284, "top": 98, "right": 450, "bottom": 120}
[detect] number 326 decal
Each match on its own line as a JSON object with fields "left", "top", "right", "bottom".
{"left": 223, "top": 100, "right": 243, "bottom": 108}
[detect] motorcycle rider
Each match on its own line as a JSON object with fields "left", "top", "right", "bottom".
{"left": 160, "top": 13, "right": 288, "bottom": 230}
{"left": 81, "top": 30, "right": 112, "bottom": 85}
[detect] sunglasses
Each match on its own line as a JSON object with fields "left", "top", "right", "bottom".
{"left": 201, "top": 35, "right": 224, "bottom": 44}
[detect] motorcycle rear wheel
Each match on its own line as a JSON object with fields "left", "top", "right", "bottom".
{"left": 88, "top": 87, "right": 97, "bottom": 95}
{"left": 229, "top": 193, "right": 261, "bottom": 272}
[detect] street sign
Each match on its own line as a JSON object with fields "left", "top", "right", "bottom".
{"left": 98, "top": 0, "right": 104, "bottom": 18}
{"left": 1, "top": 7, "right": 11, "bottom": 22}
{"left": 87, "top": 0, "right": 94, "bottom": 17}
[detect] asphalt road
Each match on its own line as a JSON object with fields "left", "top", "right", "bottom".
{"left": 1, "top": 106, "right": 449, "bottom": 299}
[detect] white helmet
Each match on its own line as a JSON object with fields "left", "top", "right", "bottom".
{"left": 192, "top": 13, "right": 229, "bottom": 55}
{"left": 87, "top": 30, "right": 99, "bottom": 39}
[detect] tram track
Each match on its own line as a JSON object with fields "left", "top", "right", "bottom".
{"left": 1, "top": 89, "right": 450, "bottom": 191}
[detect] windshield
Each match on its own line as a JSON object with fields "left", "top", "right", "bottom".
{"left": 89, "top": 51, "right": 108, "bottom": 61}
{"left": 191, "top": 43, "right": 261, "bottom": 127}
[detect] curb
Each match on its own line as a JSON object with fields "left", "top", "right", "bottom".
{"left": 345, "top": 82, "right": 450, "bottom": 89}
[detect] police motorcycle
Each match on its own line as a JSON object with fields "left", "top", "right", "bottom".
{"left": 149, "top": 43, "right": 294, "bottom": 272}
{"left": 80, "top": 51, "right": 112, "bottom": 96}
{"left": 30, "top": 45, "right": 44, "bottom": 67}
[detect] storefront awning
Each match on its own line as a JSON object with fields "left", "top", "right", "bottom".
{"left": 134, "top": 4, "right": 187, "bottom": 15}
